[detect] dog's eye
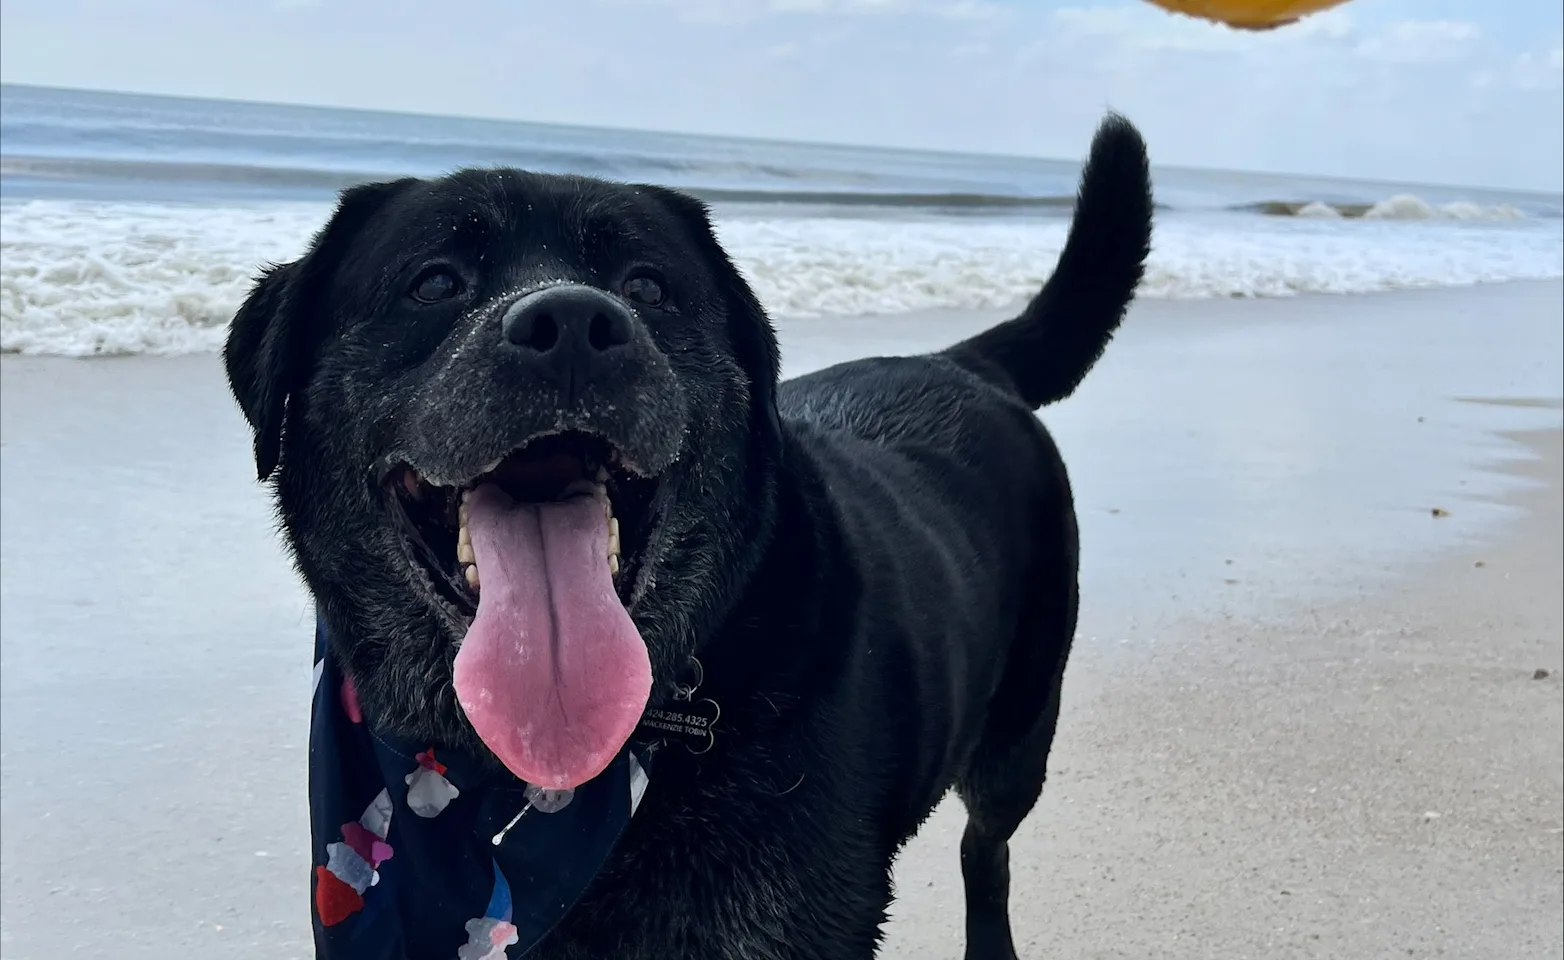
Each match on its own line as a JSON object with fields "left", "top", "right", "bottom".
{"left": 410, "top": 267, "right": 461, "bottom": 304}
{"left": 621, "top": 272, "right": 666, "bottom": 307}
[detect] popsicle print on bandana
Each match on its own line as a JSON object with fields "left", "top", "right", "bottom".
{"left": 315, "top": 788, "right": 395, "bottom": 927}
{"left": 456, "top": 862, "right": 520, "bottom": 960}
{"left": 405, "top": 748, "right": 461, "bottom": 818}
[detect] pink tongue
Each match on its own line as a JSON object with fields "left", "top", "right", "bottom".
{"left": 452, "top": 485, "right": 651, "bottom": 790}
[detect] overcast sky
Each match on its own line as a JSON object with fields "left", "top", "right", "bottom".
{"left": 2, "top": 0, "right": 1560, "bottom": 192}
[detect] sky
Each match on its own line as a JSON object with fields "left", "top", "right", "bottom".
{"left": 1, "top": 0, "right": 1561, "bottom": 192}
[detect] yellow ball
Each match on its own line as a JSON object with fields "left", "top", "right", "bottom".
{"left": 1143, "top": 0, "right": 1350, "bottom": 31}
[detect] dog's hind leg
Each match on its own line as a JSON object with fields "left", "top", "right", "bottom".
{"left": 955, "top": 496, "right": 1079, "bottom": 960}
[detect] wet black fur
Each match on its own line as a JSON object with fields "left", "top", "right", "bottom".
{"left": 226, "top": 114, "right": 1153, "bottom": 959}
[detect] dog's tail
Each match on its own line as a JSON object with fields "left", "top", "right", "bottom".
{"left": 946, "top": 114, "right": 1152, "bottom": 410}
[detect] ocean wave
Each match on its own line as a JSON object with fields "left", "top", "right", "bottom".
{"left": 0, "top": 201, "right": 322, "bottom": 356}
{"left": 8, "top": 155, "right": 1556, "bottom": 225}
{"left": 1, "top": 154, "right": 1089, "bottom": 212}
{"left": 718, "top": 215, "right": 1562, "bottom": 316}
{"left": 1, "top": 155, "right": 402, "bottom": 192}
{"left": 1241, "top": 194, "right": 1536, "bottom": 221}
{"left": 2, "top": 199, "right": 1560, "bottom": 357}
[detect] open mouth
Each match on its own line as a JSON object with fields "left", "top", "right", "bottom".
{"left": 384, "top": 429, "right": 663, "bottom": 790}
{"left": 387, "top": 430, "right": 660, "bottom": 618}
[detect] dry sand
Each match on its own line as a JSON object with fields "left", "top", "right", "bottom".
{"left": 2, "top": 280, "right": 1561, "bottom": 958}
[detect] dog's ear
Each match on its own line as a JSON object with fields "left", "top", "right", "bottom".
{"left": 646, "top": 187, "right": 784, "bottom": 456}
{"left": 225, "top": 178, "right": 414, "bottom": 481}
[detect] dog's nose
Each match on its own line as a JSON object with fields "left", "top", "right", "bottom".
{"left": 501, "top": 285, "right": 636, "bottom": 387}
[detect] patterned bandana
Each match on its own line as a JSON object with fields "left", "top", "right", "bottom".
{"left": 307, "top": 617, "right": 654, "bottom": 959}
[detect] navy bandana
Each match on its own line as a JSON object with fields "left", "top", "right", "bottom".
{"left": 307, "top": 618, "right": 655, "bottom": 959}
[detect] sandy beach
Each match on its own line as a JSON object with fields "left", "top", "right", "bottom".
{"left": 2, "top": 280, "right": 1560, "bottom": 959}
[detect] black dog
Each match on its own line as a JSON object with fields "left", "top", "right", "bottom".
{"left": 225, "top": 114, "right": 1152, "bottom": 959}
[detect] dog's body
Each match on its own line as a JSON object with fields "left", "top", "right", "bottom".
{"left": 547, "top": 358, "right": 1085, "bottom": 959}
{"left": 226, "top": 117, "right": 1152, "bottom": 959}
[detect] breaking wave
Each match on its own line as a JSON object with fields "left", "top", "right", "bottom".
{"left": 3, "top": 198, "right": 1560, "bottom": 357}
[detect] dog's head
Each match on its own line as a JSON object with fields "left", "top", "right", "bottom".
{"left": 225, "top": 171, "right": 781, "bottom": 788}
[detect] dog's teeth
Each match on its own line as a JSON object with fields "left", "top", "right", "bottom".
{"left": 465, "top": 564, "right": 481, "bottom": 591}
{"left": 608, "top": 554, "right": 620, "bottom": 577}
{"left": 594, "top": 465, "right": 609, "bottom": 483}
{"left": 607, "top": 517, "right": 620, "bottom": 558}
{"left": 457, "top": 514, "right": 476, "bottom": 566}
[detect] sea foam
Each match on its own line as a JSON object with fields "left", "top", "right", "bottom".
{"left": 3, "top": 198, "right": 1560, "bottom": 357}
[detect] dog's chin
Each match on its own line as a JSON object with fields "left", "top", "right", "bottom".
{"left": 381, "top": 428, "right": 673, "bottom": 631}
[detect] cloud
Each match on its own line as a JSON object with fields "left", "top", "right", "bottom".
{"left": 935, "top": 0, "right": 1008, "bottom": 20}
{"left": 1508, "top": 37, "right": 1564, "bottom": 90}
{"left": 606, "top": 0, "right": 1000, "bottom": 21}
{"left": 1050, "top": 6, "right": 1488, "bottom": 64}
{"left": 1355, "top": 19, "right": 1481, "bottom": 64}
{"left": 604, "top": 0, "right": 915, "bottom": 21}
{"left": 1011, "top": 7, "right": 1559, "bottom": 189}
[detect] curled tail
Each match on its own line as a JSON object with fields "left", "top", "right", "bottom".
{"left": 947, "top": 113, "right": 1153, "bottom": 410}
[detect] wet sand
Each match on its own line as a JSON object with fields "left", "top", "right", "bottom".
{"left": 2, "top": 280, "right": 1561, "bottom": 958}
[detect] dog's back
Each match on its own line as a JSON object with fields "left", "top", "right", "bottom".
{"left": 770, "top": 116, "right": 1151, "bottom": 957}
{"left": 776, "top": 113, "right": 1152, "bottom": 746}
{"left": 779, "top": 114, "right": 1151, "bottom": 650}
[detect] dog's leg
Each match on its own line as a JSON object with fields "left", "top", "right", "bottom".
{"left": 956, "top": 504, "right": 1079, "bottom": 960}
{"left": 956, "top": 695, "right": 1062, "bottom": 960}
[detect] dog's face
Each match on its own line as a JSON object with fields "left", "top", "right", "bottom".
{"left": 225, "top": 171, "right": 781, "bottom": 785}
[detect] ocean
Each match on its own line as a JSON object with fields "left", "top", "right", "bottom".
{"left": 2, "top": 82, "right": 1561, "bottom": 357}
